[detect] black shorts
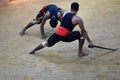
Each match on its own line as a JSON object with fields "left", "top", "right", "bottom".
{"left": 47, "top": 31, "right": 82, "bottom": 46}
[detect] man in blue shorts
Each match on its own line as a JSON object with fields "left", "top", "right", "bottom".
{"left": 29, "top": 2, "right": 94, "bottom": 57}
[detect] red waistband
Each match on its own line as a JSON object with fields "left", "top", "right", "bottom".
{"left": 55, "top": 26, "right": 71, "bottom": 36}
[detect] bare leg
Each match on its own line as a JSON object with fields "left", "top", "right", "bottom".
{"left": 29, "top": 44, "right": 44, "bottom": 54}
{"left": 20, "top": 21, "right": 34, "bottom": 36}
{"left": 78, "top": 38, "right": 88, "bottom": 57}
{"left": 29, "top": 41, "right": 48, "bottom": 54}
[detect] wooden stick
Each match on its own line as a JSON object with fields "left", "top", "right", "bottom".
{"left": 88, "top": 45, "right": 117, "bottom": 51}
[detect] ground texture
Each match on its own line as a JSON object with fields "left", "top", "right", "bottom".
{"left": 0, "top": 0, "right": 120, "bottom": 80}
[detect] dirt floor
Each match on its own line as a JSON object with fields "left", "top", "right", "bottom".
{"left": 0, "top": 0, "right": 9, "bottom": 6}
{"left": 0, "top": 0, "right": 120, "bottom": 80}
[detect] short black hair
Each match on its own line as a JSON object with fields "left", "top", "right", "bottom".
{"left": 49, "top": 17, "right": 58, "bottom": 28}
{"left": 71, "top": 2, "right": 79, "bottom": 11}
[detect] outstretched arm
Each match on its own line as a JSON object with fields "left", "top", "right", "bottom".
{"left": 77, "top": 17, "right": 93, "bottom": 46}
{"left": 40, "top": 12, "right": 50, "bottom": 39}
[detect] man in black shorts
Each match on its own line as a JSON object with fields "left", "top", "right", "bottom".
{"left": 20, "top": 4, "right": 65, "bottom": 39}
{"left": 29, "top": 2, "right": 94, "bottom": 57}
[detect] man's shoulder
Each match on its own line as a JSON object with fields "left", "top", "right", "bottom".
{"left": 74, "top": 15, "right": 82, "bottom": 21}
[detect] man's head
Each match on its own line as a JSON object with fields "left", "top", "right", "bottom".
{"left": 49, "top": 17, "right": 58, "bottom": 28}
{"left": 71, "top": 2, "right": 79, "bottom": 11}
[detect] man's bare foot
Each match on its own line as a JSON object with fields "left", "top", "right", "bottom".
{"left": 20, "top": 30, "right": 25, "bottom": 36}
{"left": 78, "top": 51, "right": 89, "bottom": 57}
{"left": 78, "top": 53, "right": 89, "bottom": 57}
{"left": 29, "top": 51, "right": 35, "bottom": 54}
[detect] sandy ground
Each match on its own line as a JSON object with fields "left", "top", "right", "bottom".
{"left": 0, "top": 0, "right": 10, "bottom": 6}
{"left": 0, "top": 0, "right": 120, "bottom": 80}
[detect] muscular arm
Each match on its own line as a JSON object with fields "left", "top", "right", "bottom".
{"left": 77, "top": 17, "right": 93, "bottom": 45}
{"left": 57, "top": 12, "right": 62, "bottom": 22}
{"left": 40, "top": 11, "right": 50, "bottom": 39}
